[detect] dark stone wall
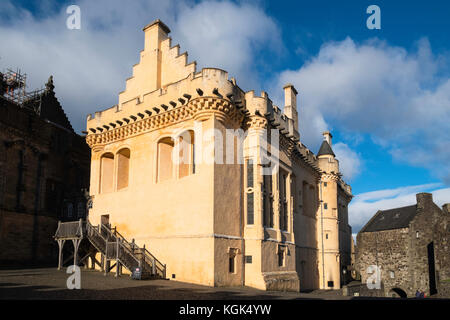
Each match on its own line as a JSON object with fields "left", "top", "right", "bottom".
{"left": 356, "top": 228, "right": 411, "bottom": 296}
{"left": 437, "top": 281, "right": 450, "bottom": 298}
{"left": 408, "top": 193, "right": 448, "bottom": 296}
{"left": 0, "top": 89, "right": 90, "bottom": 265}
{"left": 0, "top": 210, "right": 58, "bottom": 265}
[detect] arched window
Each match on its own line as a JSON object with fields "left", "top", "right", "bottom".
{"left": 117, "top": 148, "right": 130, "bottom": 190}
{"left": 157, "top": 137, "right": 175, "bottom": 182}
{"left": 178, "top": 130, "right": 195, "bottom": 178}
{"left": 100, "top": 152, "right": 114, "bottom": 193}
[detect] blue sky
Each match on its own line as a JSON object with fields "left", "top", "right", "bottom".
{"left": 1, "top": 0, "right": 449, "bottom": 234}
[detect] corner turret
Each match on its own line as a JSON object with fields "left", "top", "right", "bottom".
{"left": 317, "top": 131, "right": 335, "bottom": 158}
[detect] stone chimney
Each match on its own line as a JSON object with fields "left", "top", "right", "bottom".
{"left": 283, "top": 84, "right": 299, "bottom": 133}
{"left": 323, "top": 131, "right": 332, "bottom": 147}
{"left": 139, "top": 19, "right": 171, "bottom": 91}
{"left": 443, "top": 203, "right": 450, "bottom": 214}
{"left": 416, "top": 192, "right": 433, "bottom": 209}
{"left": 143, "top": 19, "right": 170, "bottom": 52}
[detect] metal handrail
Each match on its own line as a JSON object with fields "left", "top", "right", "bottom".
{"left": 93, "top": 222, "right": 141, "bottom": 271}
{"left": 142, "top": 246, "right": 166, "bottom": 276}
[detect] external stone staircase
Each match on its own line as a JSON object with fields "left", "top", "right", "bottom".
{"left": 54, "top": 219, "right": 166, "bottom": 279}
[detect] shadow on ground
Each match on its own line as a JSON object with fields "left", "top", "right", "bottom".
{"left": 0, "top": 268, "right": 331, "bottom": 300}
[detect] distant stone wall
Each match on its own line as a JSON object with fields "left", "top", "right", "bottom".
{"left": 437, "top": 281, "right": 450, "bottom": 298}
{"left": 343, "top": 282, "right": 385, "bottom": 298}
{"left": 356, "top": 228, "right": 411, "bottom": 297}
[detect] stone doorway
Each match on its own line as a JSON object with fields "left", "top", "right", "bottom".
{"left": 427, "top": 241, "right": 437, "bottom": 295}
{"left": 389, "top": 288, "right": 407, "bottom": 298}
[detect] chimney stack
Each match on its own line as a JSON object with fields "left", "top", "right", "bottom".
{"left": 283, "top": 84, "right": 299, "bottom": 133}
{"left": 143, "top": 19, "right": 170, "bottom": 52}
{"left": 323, "top": 131, "right": 332, "bottom": 147}
{"left": 139, "top": 19, "right": 171, "bottom": 91}
{"left": 416, "top": 192, "right": 433, "bottom": 209}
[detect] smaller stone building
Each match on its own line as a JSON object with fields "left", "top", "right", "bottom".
{"left": 356, "top": 193, "right": 450, "bottom": 298}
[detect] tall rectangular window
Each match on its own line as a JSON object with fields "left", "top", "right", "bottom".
{"left": 246, "top": 158, "right": 253, "bottom": 188}
{"left": 229, "top": 256, "right": 235, "bottom": 273}
{"left": 279, "top": 170, "right": 288, "bottom": 231}
{"left": 278, "top": 248, "right": 285, "bottom": 267}
{"left": 246, "top": 158, "right": 254, "bottom": 225}
{"left": 247, "top": 193, "right": 254, "bottom": 225}
{"left": 262, "top": 163, "right": 273, "bottom": 228}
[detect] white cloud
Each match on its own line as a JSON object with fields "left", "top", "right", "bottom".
{"left": 355, "top": 182, "right": 442, "bottom": 202}
{"left": 275, "top": 37, "right": 450, "bottom": 183}
{"left": 0, "top": 0, "right": 281, "bottom": 132}
{"left": 172, "top": 0, "right": 282, "bottom": 90}
{"left": 349, "top": 184, "right": 450, "bottom": 234}
{"left": 332, "top": 142, "right": 362, "bottom": 181}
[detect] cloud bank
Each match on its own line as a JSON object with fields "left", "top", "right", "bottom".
{"left": 2, "top": 1, "right": 449, "bottom": 188}
{"left": 276, "top": 37, "right": 450, "bottom": 183}
{"left": 332, "top": 142, "right": 362, "bottom": 181}
{"left": 0, "top": 0, "right": 281, "bottom": 132}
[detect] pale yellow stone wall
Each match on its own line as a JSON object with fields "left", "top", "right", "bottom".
{"left": 84, "top": 19, "right": 353, "bottom": 291}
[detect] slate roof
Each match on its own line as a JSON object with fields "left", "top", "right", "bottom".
{"left": 20, "top": 76, "right": 74, "bottom": 132}
{"left": 317, "top": 140, "right": 335, "bottom": 157}
{"left": 360, "top": 205, "right": 417, "bottom": 233}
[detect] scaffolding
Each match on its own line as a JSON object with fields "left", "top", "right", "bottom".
{"left": 1, "top": 68, "right": 44, "bottom": 112}
{"left": 1, "top": 68, "right": 27, "bottom": 104}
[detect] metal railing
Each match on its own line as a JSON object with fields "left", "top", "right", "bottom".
{"left": 90, "top": 221, "right": 165, "bottom": 277}
{"left": 88, "top": 221, "right": 142, "bottom": 272}
{"left": 99, "top": 223, "right": 166, "bottom": 277}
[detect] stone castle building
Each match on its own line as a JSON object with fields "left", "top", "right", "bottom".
{"left": 356, "top": 193, "right": 450, "bottom": 298}
{"left": 84, "top": 20, "right": 353, "bottom": 291}
{"left": 0, "top": 71, "right": 90, "bottom": 265}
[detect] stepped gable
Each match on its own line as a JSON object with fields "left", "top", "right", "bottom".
{"left": 38, "top": 76, "right": 74, "bottom": 132}
{"left": 118, "top": 19, "right": 197, "bottom": 107}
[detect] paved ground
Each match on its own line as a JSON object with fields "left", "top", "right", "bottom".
{"left": 0, "top": 267, "right": 351, "bottom": 300}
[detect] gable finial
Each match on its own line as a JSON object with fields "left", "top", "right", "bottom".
{"left": 46, "top": 75, "right": 54, "bottom": 92}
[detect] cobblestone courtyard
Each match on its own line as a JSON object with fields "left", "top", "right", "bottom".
{"left": 0, "top": 267, "right": 351, "bottom": 300}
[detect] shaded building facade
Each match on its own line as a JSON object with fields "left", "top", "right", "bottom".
{"left": 0, "top": 71, "right": 90, "bottom": 265}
